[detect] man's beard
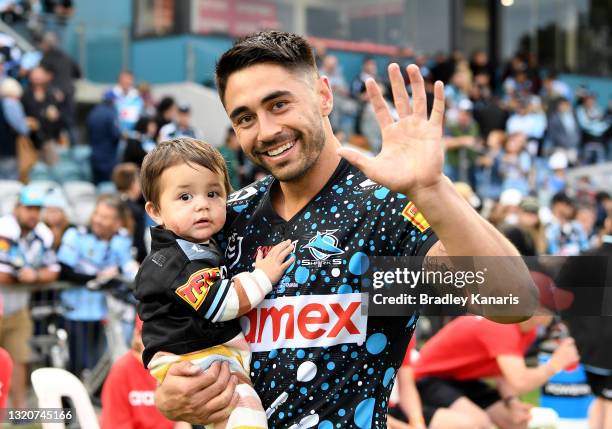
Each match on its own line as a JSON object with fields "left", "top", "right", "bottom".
{"left": 252, "top": 121, "right": 326, "bottom": 182}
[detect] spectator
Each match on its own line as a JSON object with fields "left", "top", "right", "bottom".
{"left": 123, "top": 115, "right": 157, "bottom": 168}
{"left": 112, "top": 70, "right": 144, "bottom": 132}
{"left": 41, "top": 188, "right": 72, "bottom": 251}
{"left": 469, "top": 50, "right": 493, "bottom": 88}
{"left": 112, "top": 163, "right": 147, "bottom": 263}
{"left": 506, "top": 97, "right": 547, "bottom": 151}
{"left": 443, "top": 99, "right": 481, "bottom": 187}
{"left": 475, "top": 130, "right": 504, "bottom": 200}
{"left": 158, "top": 103, "right": 201, "bottom": 141}
{"left": 58, "top": 194, "right": 138, "bottom": 376}
{"left": 138, "top": 81, "right": 156, "bottom": 116}
{"left": 0, "top": 185, "right": 60, "bottom": 409}
{"left": 101, "top": 316, "right": 191, "bottom": 429}
{"left": 0, "top": 347, "right": 12, "bottom": 414}
{"left": 87, "top": 90, "right": 121, "bottom": 184}
{"left": 574, "top": 203, "right": 598, "bottom": 247}
{"left": 499, "top": 132, "right": 531, "bottom": 195}
{"left": 517, "top": 196, "right": 547, "bottom": 255}
{"left": 0, "top": 32, "right": 21, "bottom": 77}
{"left": 412, "top": 310, "right": 578, "bottom": 429}
{"left": 0, "top": 77, "right": 29, "bottom": 180}
{"left": 217, "top": 126, "right": 241, "bottom": 190}
{"left": 545, "top": 192, "right": 589, "bottom": 255}
{"left": 21, "top": 65, "right": 66, "bottom": 147}
{"left": 471, "top": 81, "right": 508, "bottom": 140}
{"left": 154, "top": 96, "right": 176, "bottom": 140}
{"left": 545, "top": 151, "right": 568, "bottom": 195}
{"left": 547, "top": 97, "right": 581, "bottom": 164}
{"left": 321, "top": 54, "right": 356, "bottom": 134}
{"left": 444, "top": 63, "right": 471, "bottom": 113}
{"left": 351, "top": 56, "right": 378, "bottom": 101}
{"left": 540, "top": 71, "right": 572, "bottom": 110}
{"left": 576, "top": 93, "right": 610, "bottom": 164}
{"left": 39, "top": 32, "right": 80, "bottom": 140}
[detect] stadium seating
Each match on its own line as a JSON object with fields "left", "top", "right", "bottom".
{"left": 0, "top": 180, "right": 23, "bottom": 215}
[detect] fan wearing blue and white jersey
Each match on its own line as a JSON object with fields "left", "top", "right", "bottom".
{"left": 0, "top": 185, "right": 60, "bottom": 409}
{"left": 154, "top": 31, "right": 538, "bottom": 429}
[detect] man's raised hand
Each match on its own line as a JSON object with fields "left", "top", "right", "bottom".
{"left": 338, "top": 64, "right": 446, "bottom": 197}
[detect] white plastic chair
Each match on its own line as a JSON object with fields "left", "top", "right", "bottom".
{"left": 0, "top": 180, "right": 23, "bottom": 215}
{"left": 63, "top": 181, "right": 97, "bottom": 205}
{"left": 30, "top": 367, "right": 100, "bottom": 429}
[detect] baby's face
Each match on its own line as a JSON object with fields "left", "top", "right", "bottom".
{"left": 151, "top": 163, "right": 227, "bottom": 243}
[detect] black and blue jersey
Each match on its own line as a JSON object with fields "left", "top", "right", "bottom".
{"left": 218, "top": 159, "right": 437, "bottom": 429}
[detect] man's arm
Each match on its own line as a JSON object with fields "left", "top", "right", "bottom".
{"left": 338, "top": 63, "right": 538, "bottom": 322}
{"left": 496, "top": 338, "right": 579, "bottom": 394}
{"left": 397, "top": 367, "right": 426, "bottom": 429}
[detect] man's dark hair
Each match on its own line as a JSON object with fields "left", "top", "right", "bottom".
{"left": 551, "top": 192, "right": 573, "bottom": 206}
{"left": 215, "top": 31, "right": 317, "bottom": 104}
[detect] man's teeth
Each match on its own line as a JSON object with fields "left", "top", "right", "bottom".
{"left": 267, "top": 140, "right": 295, "bottom": 156}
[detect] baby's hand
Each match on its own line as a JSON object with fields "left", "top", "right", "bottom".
{"left": 255, "top": 240, "right": 295, "bottom": 285}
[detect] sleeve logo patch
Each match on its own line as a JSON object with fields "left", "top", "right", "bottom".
{"left": 0, "top": 238, "right": 11, "bottom": 252}
{"left": 175, "top": 267, "right": 220, "bottom": 311}
{"left": 401, "top": 202, "right": 430, "bottom": 232}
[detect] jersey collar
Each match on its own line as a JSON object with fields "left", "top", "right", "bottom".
{"left": 259, "top": 158, "right": 352, "bottom": 225}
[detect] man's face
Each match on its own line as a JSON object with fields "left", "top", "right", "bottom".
{"left": 15, "top": 205, "right": 41, "bottom": 232}
{"left": 30, "top": 67, "right": 48, "bottom": 86}
{"left": 91, "top": 202, "right": 122, "bottom": 241}
{"left": 177, "top": 111, "right": 190, "bottom": 128}
{"left": 224, "top": 63, "right": 327, "bottom": 182}
{"left": 119, "top": 73, "right": 133, "bottom": 91}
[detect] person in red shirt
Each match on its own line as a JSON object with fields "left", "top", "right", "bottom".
{"left": 0, "top": 297, "right": 12, "bottom": 417}
{"left": 100, "top": 317, "right": 191, "bottom": 429}
{"left": 0, "top": 347, "right": 13, "bottom": 416}
{"left": 411, "top": 312, "right": 578, "bottom": 429}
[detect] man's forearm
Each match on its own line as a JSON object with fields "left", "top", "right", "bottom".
{"left": 412, "top": 176, "right": 517, "bottom": 257}
{"left": 412, "top": 177, "right": 538, "bottom": 321}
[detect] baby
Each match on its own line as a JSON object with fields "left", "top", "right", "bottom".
{"left": 135, "top": 138, "right": 293, "bottom": 429}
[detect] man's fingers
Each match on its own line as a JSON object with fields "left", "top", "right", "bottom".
{"left": 202, "top": 374, "right": 238, "bottom": 421}
{"left": 406, "top": 65, "right": 427, "bottom": 119}
{"left": 207, "top": 389, "right": 240, "bottom": 423}
{"left": 429, "top": 80, "right": 445, "bottom": 126}
{"left": 337, "top": 147, "right": 373, "bottom": 177}
{"left": 365, "top": 78, "right": 393, "bottom": 128}
{"left": 388, "top": 63, "right": 411, "bottom": 118}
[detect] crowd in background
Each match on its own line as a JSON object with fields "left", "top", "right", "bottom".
{"left": 0, "top": 19, "right": 612, "bottom": 427}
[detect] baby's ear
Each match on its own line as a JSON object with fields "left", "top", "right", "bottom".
{"left": 144, "top": 201, "right": 163, "bottom": 225}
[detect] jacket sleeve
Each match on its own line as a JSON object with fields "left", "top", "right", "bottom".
{"left": 171, "top": 262, "right": 272, "bottom": 323}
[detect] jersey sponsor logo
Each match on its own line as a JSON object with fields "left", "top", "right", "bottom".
{"left": 242, "top": 293, "right": 367, "bottom": 352}
{"left": 227, "top": 186, "right": 258, "bottom": 204}
{"left": 226, "top": 233, "right": 243, "bottom": 269}
{"left": 401, "top": 202, "right": 430, "bottom": 232}
{"left": 128, "top": 390, "right": 155, "bottom": 406}
{"left": 175, "top": 267, "right": 220, "bottom": 311}
{"left": 301, "top": 230, "right": 344, "bottom": 266}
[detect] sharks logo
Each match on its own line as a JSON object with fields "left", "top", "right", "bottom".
{"left": 301, "top": 230, "right": 344, "bottom": 266}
